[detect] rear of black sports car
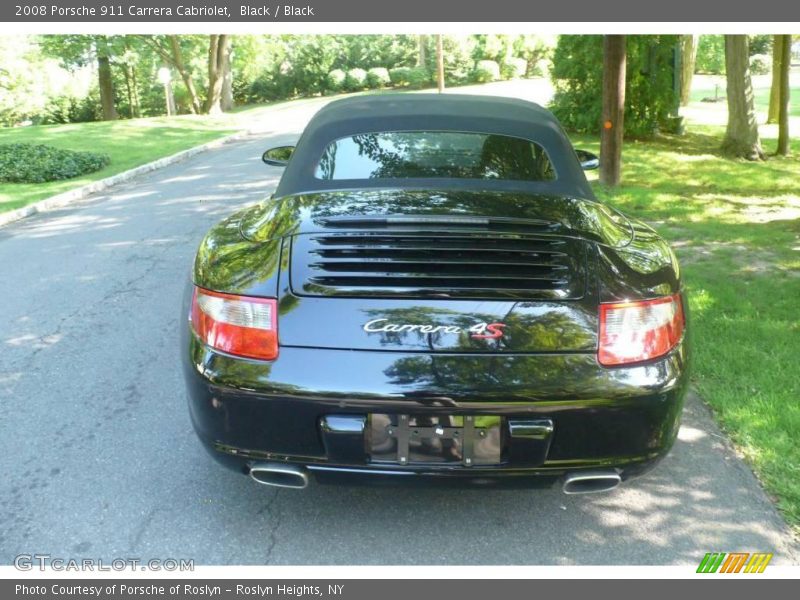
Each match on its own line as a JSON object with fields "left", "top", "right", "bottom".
{"left": 182, "top": 95, "right": 689, "bottom": 493}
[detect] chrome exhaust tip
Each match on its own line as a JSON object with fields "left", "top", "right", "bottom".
{"left": 249, "top": 463, "right": 309, "bottom": 489}
{"left": 562, "top": 470, "right": 621, "bottom": 495}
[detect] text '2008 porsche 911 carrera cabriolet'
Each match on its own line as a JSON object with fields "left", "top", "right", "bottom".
{"left": 182, "top": 94, "right": 689, "bottom": 493}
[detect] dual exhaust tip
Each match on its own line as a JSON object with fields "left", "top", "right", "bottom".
{"left": 249, "top": 462, "right": 621, "bottom": 494}
{"left": 249, "top": 463, "right": 309, "bottom": 489}
{"left": 562, "top": 470, "right": 621, "bottom": 494}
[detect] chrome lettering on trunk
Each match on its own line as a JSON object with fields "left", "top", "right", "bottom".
{"left": 363, "top": 319, "right": 506, "bottom": 339}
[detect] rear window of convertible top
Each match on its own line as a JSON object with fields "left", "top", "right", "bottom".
{"left": 314, "top": 131, "right": 557, "bottom": 182}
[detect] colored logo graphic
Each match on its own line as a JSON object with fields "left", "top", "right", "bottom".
{"left": 697, "top": 552, "right": 773, "bottom": 573}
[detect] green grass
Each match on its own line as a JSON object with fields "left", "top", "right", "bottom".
{"left": 0, "top": 115, "right": 245, "bottom": 212}
{"left": 753, "top": 86, "right": 800, "bottom": 117}
{"left": 0, "top": 94, "right": 326, "bottom": 213}
{"left": 574, "top": 123, "right": 800, "bottom": 529}
{"left": 689, "top": 83, "right": 800, "bottom": 117}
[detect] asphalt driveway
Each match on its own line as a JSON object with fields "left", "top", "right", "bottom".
{"left": 0, "top": 96, "right": 798, "bottom": 566}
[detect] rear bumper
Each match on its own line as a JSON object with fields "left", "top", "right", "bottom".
{"left": 184, "top": 332, "right": 689, "bottom": 484}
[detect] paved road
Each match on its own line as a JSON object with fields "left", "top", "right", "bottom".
{"left": 1, "top": 93, "right": 798, "bottom": 566}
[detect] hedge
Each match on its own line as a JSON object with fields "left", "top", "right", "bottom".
{"left": 326, "top": 69, "right": 347, "bottom": 92}
{"left": 473, "top": 60, "right": 501, "bottom": 83}
{"left": 345, "top": 68, "right": 368, "bottom": 91}
{"left": 366, "top": 67, "right": 391, "bottom": 88}
{"left": 0, "top": 143, "right": 110, "bottom": 184}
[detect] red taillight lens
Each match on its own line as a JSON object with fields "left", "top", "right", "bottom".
{"left": 190, "top": 287, "right": 278, "bottom": 361}
{"left": 598, "top": 293, "right": 684, "bottom": 366}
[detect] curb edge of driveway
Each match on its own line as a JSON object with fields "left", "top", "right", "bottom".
{"left": 0, "top": 128, "right": 256, "bottom": 229}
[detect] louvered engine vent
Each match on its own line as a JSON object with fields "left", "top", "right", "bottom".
{"left": 290, "top": 226, "right": 586, "bottom": 300}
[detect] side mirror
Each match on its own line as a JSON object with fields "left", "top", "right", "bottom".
{"left": 575, "top": 149, "right": 599, "bottom": 171}
{"left": 262, "top": 146, "right": 294, "bottom": 167}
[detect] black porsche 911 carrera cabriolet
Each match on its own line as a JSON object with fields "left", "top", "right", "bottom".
{"left": 183, "top": 94, "right": 689, "bottom": 493}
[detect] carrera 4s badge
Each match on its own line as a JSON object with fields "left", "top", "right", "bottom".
{"left": 362, "top": 318, "right": 507, "bottom": 340}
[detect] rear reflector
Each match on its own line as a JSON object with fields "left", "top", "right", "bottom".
{"left": 190, "top": 287, "right": 278, "bottom": 361}
{"left": 598, "top": 293, "right": 684, "bottom": 366}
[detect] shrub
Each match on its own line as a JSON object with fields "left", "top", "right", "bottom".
{"left": 696, "top": 35, "right": 726, "bottom": 74}
{"left": 345, "top": 68, "right": 368, "bottom": 91}
{"left": 473, "top": 60, "right": 501, "bottom": 83}
{"left": 549, "top": 35, "right": 679, "bottom": 138}
{"left": 406, "top": 66, "right": 432, "bottom": 89}
{"left": 389, "top": 67, "right": 412, "bottom": 86}
{"left": 0, "top": 143, "right": 110, "bottom": 184}
{"left": 247, "top": 68, "right": 296, "bottom": 103}
{"left": 366, "top": 67, "right": 391, "bottom": 88}
{"left": 749, "top": 54, "right": 771, "bottom": 75}
{"left": 326, "top": 69, "right": 347, "bottom": 92}
{"left": 284, "top": 36, "right": 344, "bottom": 96}
{"left": 40, "top": 94, "right": 101, "bottom": 125}
{"left": 501, "top": 57, "right": 528, "bottom": 80}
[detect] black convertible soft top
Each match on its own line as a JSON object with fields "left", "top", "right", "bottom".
{"left": 274, "top": 93, "right": 596, "bottom": 200}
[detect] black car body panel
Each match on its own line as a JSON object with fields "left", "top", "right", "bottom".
{"left": 183, "top": 94, "right": 689, "bottom": 490}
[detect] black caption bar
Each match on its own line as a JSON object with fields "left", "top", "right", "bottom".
{"left": 3, "top": 0, "right": 800, "bottom": 22}
{"left": 4, "top": 580, "right": 796, "bottom": 600}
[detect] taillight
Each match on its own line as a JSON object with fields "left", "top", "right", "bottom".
{"left": 598, "top": 293, "right": 684, "bottom": 366}
{"left": 190, "top": 287, "right": 278, "bottom": 361}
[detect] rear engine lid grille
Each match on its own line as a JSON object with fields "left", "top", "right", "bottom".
{"left": 290, "top": 231, "right": 586, "bottom": 299}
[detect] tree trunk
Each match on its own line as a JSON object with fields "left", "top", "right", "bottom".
{"left": 204, "top": 34, "right": 230, "bottom": 115}
{"left": 767, "top": 35, "right": 784, "bottom": 124}
{"left": 131, "top": 68, "right": 141, "bottom": 118}
{"left": 600, "top": 35, "right": 626, "bottom": 187}
{"left": 679, "top": 35, "right": 698, "bottom": 106}
{"left": 123, "top": 65, "right": 134, "bottom": 118}
{"left": 721, "top": 35, "right": 765, "bottom": 160}
{"left": 221, "top": 40, "right": 234, "bottom": 112}
{"left": 96, "top": 38, "right": 118, "bottom": 121}
{"left": 436, "top": 35, "right": 445, "bottom": 93}
{"left": 417, "top": 35, "right": 427, "bottom": 67}
{"left": 777, "top": 34, "right": 791, "bottom": 156}
{"left": 168, "top": 35, "right": 202, "bottom": 114}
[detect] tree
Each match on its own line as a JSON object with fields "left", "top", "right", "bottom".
{"left": 117, "top": 38, "right": 143, "bottom": 118}
{"left": 695, "top": 35, "right": 726, "bottom": 75}
{"left": 204, "top": 34, "right": 231, "bottom": 114}
{"left": 40, "top": 35, "right": 120, "bottom": 121}
{"left": 767, "top": 35, "right": 784, "bottom": 124}
{"left": 435, "top": 35, "right": 445, "bottom": 93}
{"left": 721, "top": 35, "right": 765, "bottom": 160}
{"left": 776, "top": 34, "right": 791, "bottom": 156}
{"left": 139, "top": 35, "right": 203, "bottom": 114}
{"left": 95, "top": 37, "right": 118, "bottom": 120}
{"left": 679, "top": 35, "right": 698, "bottom": 106}
{"left": 549, "top": 35, "right": 677, "bottom": 137}
{"left": 417, "top": 35, "right": 427, "bottom": 67}
{"left": 600, "top": 35, "right": 626, "bottom": 186}
{"left": 0, "top": 36, "right": 53, "bottom": 125}
{"left": 221, "top": 40, "right": 234, "bottom": 112}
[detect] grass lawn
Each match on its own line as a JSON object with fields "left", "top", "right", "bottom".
{"left": 0, "top": 115, "right": 238, "bottom": 212}
{"left": 0, "top": 96, "right": 328, "bottom": 213}
{"left": 575, "top": 121, "right": 800, "bottom": 529}
{"left": 689, "top": 85, "right": 800, "bottom": 118}
{"left": 688, "top": 69, "right": 800, "bottom": 118}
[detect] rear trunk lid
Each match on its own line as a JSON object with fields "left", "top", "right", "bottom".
{"left": 243, "top": 189, "right": 631, "bottom": 354}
